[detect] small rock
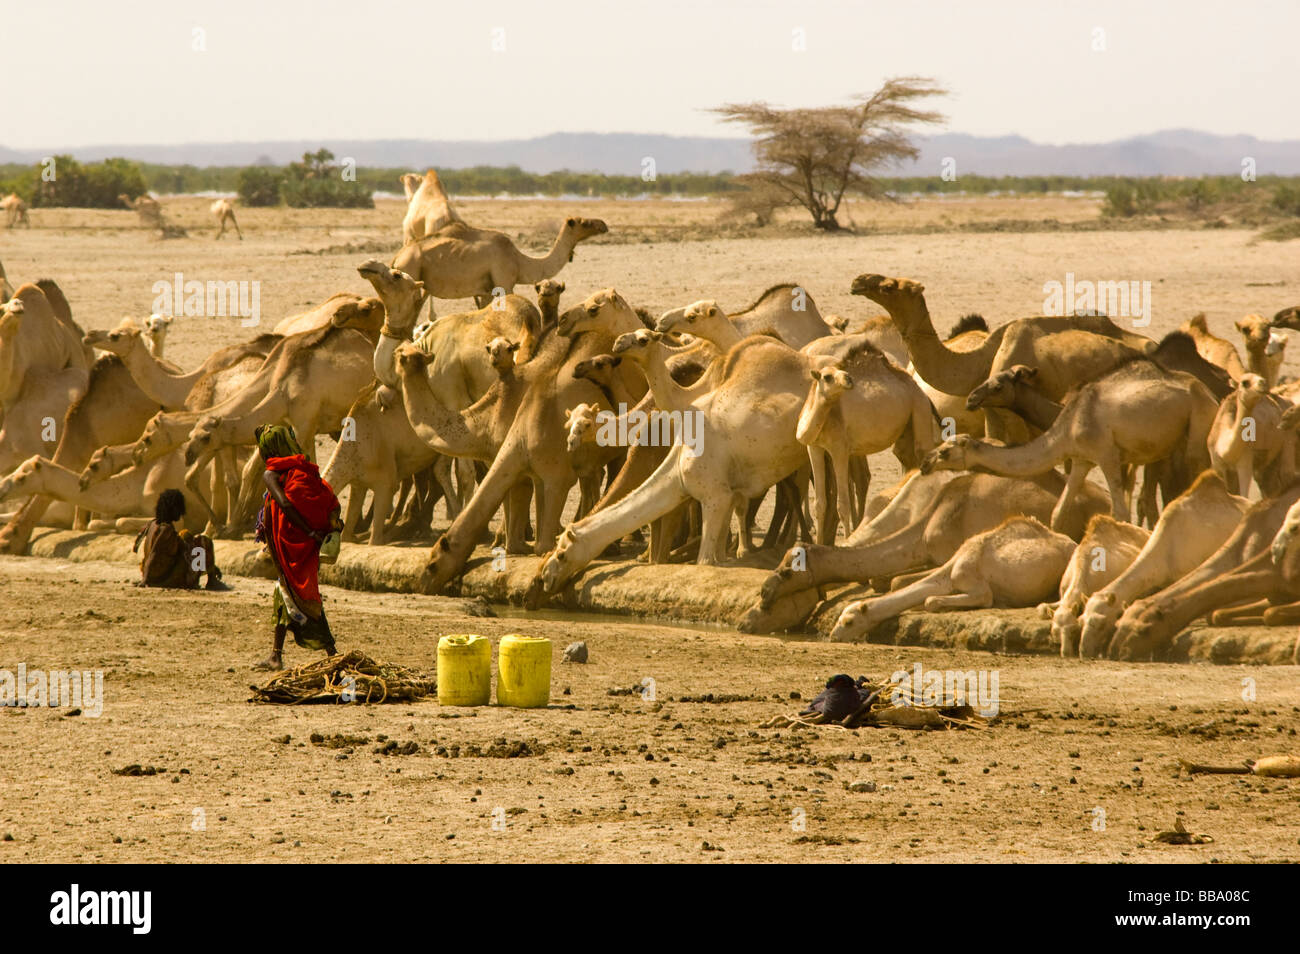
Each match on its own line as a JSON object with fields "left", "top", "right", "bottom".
{"left": 562, "top": 641, "right": 589, "bottom": 664}
{"left": 849, "top": 780, "right": 877, "bottom": 793}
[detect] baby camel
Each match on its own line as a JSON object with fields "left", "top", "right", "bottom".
{"left": 829, "top": 517, "right": 1076, "bottom": 642}
{"left": 1208, "top": 373, "right": 1295, "bottom": 498}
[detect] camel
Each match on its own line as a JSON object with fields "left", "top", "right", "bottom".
{"left": 1041, "top": 515, "right": 1149, "bottom": 656}
{"left": 211, "top": 198, "right": 242, "bottom": 240}
{"left": 1181, "top": 313, "right": 1246, "bottom": 381}
{"left": 1207, "top": 373, "right": 1296, "bottom": 498}
{"left": 321, "top": 381, "right": 439, "bottom": 546}
{"left": 179, "top": 324, "right": 378, "bottom": 531}
{"left": 1077, "top": 471, "right": 1250, "bottom": 658}
{"left": 828, "top": 312, "right": 909, "bottom": 365}
{"left": 795, "top": 341, "right": 937, "bottom": 540}
{"left": 2, "top": 193, "right": 29, "bottom": 228}
{"left": 400, "top": 169, "right": 464, "bottom": 244}
{"left": 1235, "top": 314, "right": 1288, "bottom": 389}
{"left": 0, "top": 283, "right": 92, "bottom": 416}
{"left": 390, "top": 216, "right": 607, "bottom": 309}
{"left": 270, "top": 292, "right": 385, "bottom": 337}
{"left": 1108, "top": 482, "right": 1300, "bottom": 660}
{"left": 828, "top": 517, "right": 1076, "bottom": 642}
{"left": 922, "top": 359, "right": 1217, "bottom": 526}
{"left": 119, "top": 193, "right": 163, "bottom": 227}
{"left": 0, "top": 258, "right": 12, "bottom": 301}
{"left": 851, "top": 275, "right": 1156, "bottom": 433}
{"left": 0, "top": 367, "right": 88, "bottom": 475}
{"left": 0, "top": 454, "right": 203, "bottom": 534}
{"left": 535, "top": 280, "right": 564, "bottom": 327}
{"left": 563, "top": 402, "right": 610, "bottom": 519}
{"left": 738, "top": 470, "right": 1109, "bottom": 634}
{"left": 911, "top": 314, "right": 990, "bottom": 438}
{"left": 655, "top": 288, "right": 833, "bottom": 351}
{"left": 143, "top": 314, "right": 172, "bottom": 357}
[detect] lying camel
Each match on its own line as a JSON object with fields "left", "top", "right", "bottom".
{"left": 657, "top": 286, "right": 833, "bottom": 351}
{"left": 1041, "top": 515, "right": 1149, "bottom": 656}
{"left": 211, "top": 198, "right": 242, "bottom": 240}
{"left": 796, "top": 341, "right": 936, "bottom": 540}
{"left": 1207, "top": 373, "right": 1295, "bottom": 498}
{"left": 400, "top": 169, "right": 464, "bottom": 244}
{"left": 922, "top": 359, "right": 1216, "bottom": 526}
{"left": 829, "top": 517, "right": 1076, "bottom": 641}
{"left": 390, "top": 217, "right": 607, "bottom": 310}
{"left": 1078, "top": 471, "right": 1250, "bottom": 658}
{"left": 738, "top": 470, "right": 1109, "bottom": 634}
{"left": 2, "top": 193, "right": 30, "bottom": 228}
{"left": 1181, "top": 313, "right": 1246, "bottom": 381}
{"left": 1108, "top": 482, "right": 1300, "bottom": 659}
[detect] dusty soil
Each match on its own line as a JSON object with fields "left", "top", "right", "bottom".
{"left": 1, "top": 555, "right": 1297, "bottom": 863}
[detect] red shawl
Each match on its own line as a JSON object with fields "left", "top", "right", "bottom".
{"left": 262, "top": 455, "right": 339, "bottom": 607}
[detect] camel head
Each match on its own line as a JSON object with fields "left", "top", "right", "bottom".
{"left": 573, "top": 353, "right": 622, "bottom": 384}
{"left": 356, "top": 261, "right": 425, "bottom": 333}
{"left": 0, "top": 455, "right": 42, "bottom": 501}
{"left": 1236, "top": 373, "right": 1268, "bottom": 411}
{"left": 118, "top": 194, "right": 132, "bottom": 208}
{"left": 1078, "top": 590, "right": 1123, "bottom": 659}
{"left": 143, "top": 313, "right": 172, "bottom": 348}
{"left": 1236, "top": 314, "right": 1271, "bottom": 349}
{"left": 564, "top": 402, "right": 600, "bottom": 452}
{"left": 538, "top": 526, "right": 579, "bottom": 592}
{"left": 330, "top": 296, "right": 386, "bottom": 337}
{"left": 79, "top": 446, "right": 116, "bottom": 490}
{"left": 920, "top": 434, "right": 974, "bottom": 474}
{"left": 655, "top": 300, "right": 721, "bottom": 336}
{"left": 828, "top": 598, "right": 873, "bottom": 642}
{"left": 132, "top": 412, "right": 174, "bottom": 466}
{"left": 560, "top": 217, "right": 609, "bottom": 256}
{"left": 485, "top": 336, "right": 520, "bottom": 373}
{"left": 84, "top": 317, "right": 145, "bottom": 355}
{"left": 393, "top": 340, "right": 432, "bottom": 379}
{"left": 0, "top": 297, "right": 22, "bottom": 342}
{"left": 1271, "top": 499, "right": 1300, "bottom": 568}
{"left": 811, "top": 364, "right": 853, "bottom": 397}
{"left": 1108, "top": 598, "right": 1166, "bottom": 660}
{"left": 611, "top": 328, "right": 664, "bottom": 358}
{"left": 399, "top": 173, "right": 423, "bottom": 201}
{"left": 966, "top": 365, "right": 1037, "bottom": 412}
{"left": 849, "top": 275, "right": 926, "bottom": 329}
{"left": 183, "top": 415, "right": 221, "bottom": 466}
{"left": 1273, "top": 305, "right": 1300, "bottom": 331}
{"left": 534, "top": 279, "right": 565, "bottom": 319}
{"left": 557, "top": 288, "right": 633, "bottom": 338}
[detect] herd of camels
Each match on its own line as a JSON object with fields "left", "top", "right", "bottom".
{"left": 3, "top": 168, "right": 1300, "bottom": 663}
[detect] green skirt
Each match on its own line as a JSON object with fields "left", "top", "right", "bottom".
{"left": 272, "top": 582, "right": 335, "bottom": 653}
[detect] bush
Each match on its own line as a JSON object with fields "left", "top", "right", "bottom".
{"left": 237, "top": 166, "right": 284, "bottom": 207}
{"left": 1273, "top": 183, "right": 1300, "bottom": 217}
{"left": 279, "top": 149, "right": 372, "bottom": 209}
{"left": 15, "top": 156, "right": 148, "bottom": 208}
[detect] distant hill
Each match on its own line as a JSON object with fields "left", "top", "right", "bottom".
{"left": 3, "top": 129, "right": 1299, "bottom": 177}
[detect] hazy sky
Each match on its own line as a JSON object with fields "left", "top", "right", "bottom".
{"left": 7, "top": 0, "right": 1296, "bottom": 149}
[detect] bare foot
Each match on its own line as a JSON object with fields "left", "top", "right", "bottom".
{"left": 252, "top": 655, "right": 283, "bottom": 672}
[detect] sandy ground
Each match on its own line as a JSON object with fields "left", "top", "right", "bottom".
{"left": 1, "top": 555, "right": 1297, "bottom": 863}
{"left": 2, "top": 196, "right": 1299, "bottom": 862}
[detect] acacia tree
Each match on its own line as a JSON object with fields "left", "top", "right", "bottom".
{"left": 714, "top": 77, "right": 947, "bottom": 230}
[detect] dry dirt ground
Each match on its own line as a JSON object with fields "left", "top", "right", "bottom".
{"left": 1, "top": 197, "right": 1298, "bottom": 862}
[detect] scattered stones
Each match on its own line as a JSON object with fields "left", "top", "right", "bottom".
{"left": 112, "top": 764, "right": 164, "bottom": 777}
{"left": 562, "top": 641, "right": 589, "bottom": 664}
{"left": 849, "top": 780, "right": 877, "bottom": 793}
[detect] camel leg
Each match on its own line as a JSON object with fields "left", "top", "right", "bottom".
{"left": 1210, "top": 599, "right": 1269, "bottom": 626}
{"left": 233, "top": 215, "right": 243, "bottom": 240}
{"left": 699, "top": 495, "right": 734, "bottom": 566}
{"left": 1050, "top": 459, "right": 1091, "bottom": 532}
{"left": 924, "top": 581, "right": 994, "bottom": 611}
{"left": 1262, "top": 600, "right": 1300, "bottom": 625}
{"left": 848, "top": 569, "right": 953, "bottom": 631}
{"left": 367, "top": 477, "right": 395, "bottom": 546}
{"left": 502, "top": 480, "right": 531, "bottom": 553}
{"left": 834, "top": 451, "right": 858, "bottom": 544}
{"left": 1235, "top": 457, "right": 1255, "bottom": 500}
{"left": 431, "top": 456, "right": 459, "bottom": 520}
{"left": 808, "top": 447, "right": 832, "bottom": 544}
{"left": 533, "top": 471, "right": 574, "bottom": 555}
{"left": 849, "top": 456, "right": 870, "bottom": 530}
{"left": 1098, "top": 456, "right": 1131, "bottom": 523}
{"left": 342, "top": 484, "right": 366, "bottom": 541}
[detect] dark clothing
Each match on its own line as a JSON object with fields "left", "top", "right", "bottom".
{"left": 135, "top": 520, "right": 215, "bottom": 589}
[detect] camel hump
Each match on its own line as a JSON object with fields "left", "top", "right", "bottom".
{"left": 948, "top": 313, "right": 987, "bottom": 338}
{"left": 34, "top": 278, "right": 79, "bottom": 332}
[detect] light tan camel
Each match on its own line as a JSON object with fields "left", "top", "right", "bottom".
{"left": 828, "top": 312, "right": 909, "bottom": 365}
{"left": 796, "top": 341, "right": 937, "bottom": 540}
{"left": 851, "top": 274, "right": 1156, "bottom": 406}
{"left": 910, "top": 314, "right": 989, "bottom": 437}
{"left": 1041, "top": 515, "right": 1149, "bottom": 656}
{"left": 655, "top": 287, "right": 833, "bottom": 351}
{"left": 400, "top": 169, "right": 464, "bottom": 244}
{"left": 1207, "top": 373, "right": 1295, "bottom": 498}
{"left": 211, "top": 198, "right": 242, "bottom": 240}
{"left": 1077, "top": 471, "right": 1249, "bottom": 658}
{"left": 2, "top": 193, "right": 30, "bottom": 228}
{"left": 119, "top": 193, "right": 162, "bottom": 227}
{"left": 1181, "top": 313, "right": 1246, "bottom": 380}
{"left": 321, "top": 382, "right": 438, "bottom": 546}
{"left": 738, "top": 470, "right": 1109, "bottom": 634}
{"left": 390, "top": 217, "right": 607, "bottom": 308}
{"left": 1109, "top": 482, "right": 1300, "bottom": 660}
{"left": 922, "top": 360, "right": 1217, "bottom": 526}
{"left": 1235, "top": 314, "right": 1288, "bottom": 389}
{"left": 828, "top": 517, "right": 1076, "bottom": 642}
{"left": 0, "top": 367, "right": 88, "bottom": 475}
{"left": 0, "top": 258, "right": 12, "bottom": 301}
{"left": 270, "top": 292, "right": 385, "bottom": 337}
{"left": 0, "top": 283, "right": 92, "bottom": 416}
{"left": 142, "top": 314, "right": 171, "bottom": 357}
{"left": 535, "top": 280, "right": 565, "bottom": 327}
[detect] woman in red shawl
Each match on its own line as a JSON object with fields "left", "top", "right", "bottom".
{"left": 252, "top": 424, "right": 342, "bottom": 671}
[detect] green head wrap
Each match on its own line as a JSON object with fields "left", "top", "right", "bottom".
{"left": 255, "top": 423, "right": 306, "bottom": 462}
